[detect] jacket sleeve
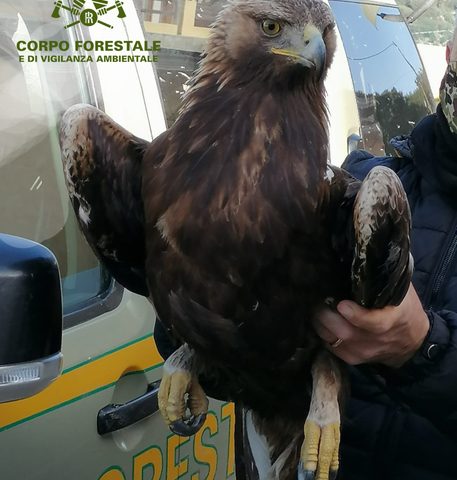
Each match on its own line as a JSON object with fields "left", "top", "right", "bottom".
{"left": 341, "top": 150, "right": 403, "bottom": 181}
{"left": 382, "top": 309, "right": 457, "bottom": 438}
{"left": 436, "top": 102, "right": 457, "bottom": 161}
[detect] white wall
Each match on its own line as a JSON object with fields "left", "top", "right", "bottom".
{"left": 418, "top": 43, "right": 447, "bottom": 101}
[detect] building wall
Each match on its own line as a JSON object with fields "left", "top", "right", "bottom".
{"left": 418, "top": 43, "right": 448, "bottom": 101}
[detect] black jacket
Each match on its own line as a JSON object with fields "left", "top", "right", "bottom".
{"left": 340, "top": 105, "right": 457, "bottom": 480}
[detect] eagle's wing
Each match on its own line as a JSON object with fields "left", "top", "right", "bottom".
{"left": 351, "top": 165, "right": 413, "bottom": 308}
{"left": 59, "top": 105, "right": 150, "bottom": 296}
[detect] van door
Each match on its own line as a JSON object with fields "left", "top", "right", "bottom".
{"left": 0, "top": 2, "right": 234, "bottom": 479}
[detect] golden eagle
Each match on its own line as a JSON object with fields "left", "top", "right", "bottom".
{"left": 59, "top": 0, "right": 412, "bottom": 478}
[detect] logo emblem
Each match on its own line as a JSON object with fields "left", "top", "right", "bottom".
{"left": 52, "top": 0, "right": 126, "bottom": 29}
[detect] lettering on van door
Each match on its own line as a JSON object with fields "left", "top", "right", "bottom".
{"left": 98, "top": 403, "right": 235, "bottom": 480}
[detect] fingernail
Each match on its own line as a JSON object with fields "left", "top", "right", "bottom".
{"left": 337, "top": 302, "right": 354, "bottom": 319}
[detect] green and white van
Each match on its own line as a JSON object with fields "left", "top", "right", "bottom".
{"left": 0, "top": 1, "right": 433, "bottom": 479}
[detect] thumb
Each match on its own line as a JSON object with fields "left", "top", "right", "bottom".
{"left": 336, "top": 301, "right": 356, "bottom": 320}
{"left": 336, "top": 300, "right": 376, "bottom": 328}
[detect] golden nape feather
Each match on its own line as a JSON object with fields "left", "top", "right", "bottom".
{"left": 59, "top": 0, "right": 411, "bottom": 479}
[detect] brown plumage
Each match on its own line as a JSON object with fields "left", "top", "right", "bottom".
{"left": 59, "top": 0, "right": 412, "bottom": 478}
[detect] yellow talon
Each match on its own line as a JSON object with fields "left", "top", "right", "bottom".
{"left": 300, "top": 420, "right": 340, "bottom": 480}
{"left": 158, "top": 369, "right": 209, "bottom": 431}
{"left": 302, "top": 420, "right": 321, "bottom": 471}
{"left": 157, "top": 344, "right": 208, "bottom": 437}
{"left": 331, "top": 423, "right": 340, "bottom": 473}
{"left": 158, "top": 370, "right": 193, "bottom": 425}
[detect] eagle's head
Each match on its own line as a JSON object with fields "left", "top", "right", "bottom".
{"left": 203, "top": 0, "right": 336, "bottom": 88}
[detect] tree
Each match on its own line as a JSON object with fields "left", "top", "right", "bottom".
{"left": 397, "top": 0, "right": 457, "bottom": 45}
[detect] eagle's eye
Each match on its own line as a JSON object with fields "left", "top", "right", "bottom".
{"left": 261, "top": 20, "right": 282, "bottom": 37}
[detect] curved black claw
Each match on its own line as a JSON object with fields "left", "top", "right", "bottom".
{"left": 297, "top": 463, "right": 339, "bottom": 480}
{"left": 297, "top": 462, "right": 315, "bottom": 480}
{"left": 298, "top": 472, "right": 315, "bottom": 480}
{"left": 169, "top": 413, "right": 207, "bottom": 437}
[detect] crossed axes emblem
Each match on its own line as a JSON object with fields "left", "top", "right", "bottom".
{"left": 52, "top": 0, "right": 126, "bottom": 29}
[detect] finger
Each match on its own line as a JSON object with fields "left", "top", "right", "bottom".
{"left": 316, "top": 308, "right": 356, "bottom": 341}
{"left": 313, "top": 307, "right": 340, "bottom": 328}
{"left": 313, "top": 308, "right": 347, "bottom": 331}
{"left": 332, "top": 348, "right": 364, "bottom": 366}
{"left": 337, "top": 300, "right": 396, "bottom": 331}
{"left": 314, "top": 321, "right": 337, "bottom": 344}
{"left": 321, "top": 337, "right": 363, "bottom": 364}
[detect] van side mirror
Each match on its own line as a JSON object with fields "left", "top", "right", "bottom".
{"left": 0, "top": 234, "right": 63, "bottom": 403}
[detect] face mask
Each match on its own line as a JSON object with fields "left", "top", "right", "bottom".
{"left": 440, "top": 61, "right": 457, "bottom": 135}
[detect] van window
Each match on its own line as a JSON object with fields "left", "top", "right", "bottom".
{"left": 330, "top": 0, "right": 434, "bottom": 155}
{"left": 0, "top": 2, "right": 110, "bottom": 315}
{"left": 137, "top": 0, "right": 434, "bottom": 157}
{"left": 136, "top": 0, "right": 224, "bottom": 126}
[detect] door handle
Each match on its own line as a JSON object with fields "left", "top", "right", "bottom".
{"left": 97, "top": 380, "right": 160, "bottom": 435}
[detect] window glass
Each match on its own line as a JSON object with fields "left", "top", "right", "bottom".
{"left": 136, "top": 0, "right": 434, "bottom": 157}
{"left": 0, "top": 1, "right": 110, "bottom": 315}
{"left": 330, "top": 1, "right": 434, "bottom": 155}
{"left": 135, "top": 0, "right": 224, "bottom": 125}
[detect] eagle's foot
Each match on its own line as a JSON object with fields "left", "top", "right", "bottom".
{"left": 298, "top": 352, "right": 341, "bottom": 480}
{"left": 298, "top": 420, "right": 340, "bottom": 480}
{"left": 158, "top": 344, "right": 208, "bottom": 437}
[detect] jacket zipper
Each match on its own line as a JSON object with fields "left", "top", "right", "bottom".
{"left": 426, "top": 215, "right": 457, "bottom": 308}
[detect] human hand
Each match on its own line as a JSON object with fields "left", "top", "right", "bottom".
{"left": 313, "top": 284, "right": 430, "bottom": 367}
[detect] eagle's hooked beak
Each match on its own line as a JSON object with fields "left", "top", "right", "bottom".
{"left": 271, "top": 24, "right": 326, "bottom": 79}
{"left": 301, "top": 24, "right": 326, "bottom": 77}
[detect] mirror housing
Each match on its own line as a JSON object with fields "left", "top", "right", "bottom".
{"left": 0, "top": 234, "right": 63, "bottom": 403}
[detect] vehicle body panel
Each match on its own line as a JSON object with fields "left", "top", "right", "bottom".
{"left": 0, "top": 0, "right": 433, "bottom": 478}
